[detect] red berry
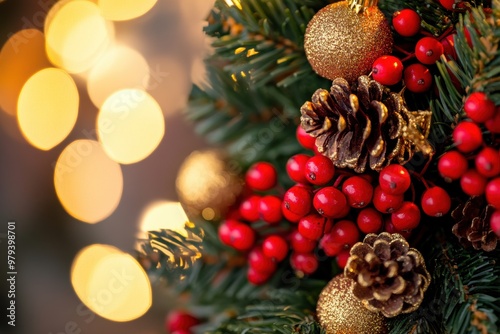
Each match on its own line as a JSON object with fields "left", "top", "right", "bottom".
{"left": 166, "top": 311, "right": 200, "bottom": 333}
{"left": 342, "top": 176, "right": 374, "bottom": 208}
{"left": 296, "top": 125, "right": 316, "bottom": 151}
{"left": 218, "top": 219, "right": 239, "bottom": 245}
{"left": 441, "top": 33, "right": 457, "bottom": 60}
{"left": 313, "top": 186, "right": 348, "bottom": 218}
{"left": 379, "top": 164, "right": 411, "bottom": 195}
{"left": 259, "top": 195, "right": 283, "bottom": 224}
{"left": 392, "top": 9, "right": 421, "bottom": 37}
{"left": 239, "top": 195, "right": 261, "bottom": 222}
{"left": 490, "top": 210, "right": 500, "bottom": 237}
{"left": 464, "top": 92, "right": 496, "bottom": 123}
{"left": 282, "top": 202, "right": 303, "bottom": 223}
{"left": 391, "top": 201, "right": 421, "bottom": 230}
{"left": 304, "top": 155, "right": 335, "bottom": 185}
{"left": 356, "top": 207, "right": 384, "bottom": 233}
{"left": 439, "top": 0, "right": 457, "bottom": 10}
{"left": 247, "top": 266, "right": 272, "bottom": 285}
{"left": 453, "top": 121, "right": 483, "bottom": 153}
{"left": 289, "top": 229, "right": 317, "bottom": 253}
{"left": 336, "top": 250, "right": 351, "bottom": 269}
{"left": 262, "top": 235, "right": 289, "bottom": 262}
{"left": 475, "top": 147, "right": 500, "bottom": 178}
{"left": 286, "top": 154, "right": 311, "bottom": 184}
{"left": 283, "top": 185, "right": 313, "bottom": 217}
{"left": 372, "top": 55, "right": 404, "bottom": 85}
{"left": 245, "top": 162, "right": 277, "bottom": 191}
{"left": 248, "top": 246, "right": 277, "bottom": 273}
{"left": 404, "top": 63, "right": 433, "bottom": 93}
{"left": 230, "top": 223, "right": 256, "bottom": 252}
{"left": 485, "top": 108, "right": 500, "bottom": 133}
{"left": 329, "top": 220, "right": 360, "bottom": 247}
{"left": 486, "top": 178, "right": 500, "bottom": 208}
{"left": 372, "top": 185, "right": 404, "bottom": 213}
{"left": 415, "top": 37, "right": 444, "bottom": 65}
{"left": 319, "top": 232, "right": 343, "bottom": 257}
{"left": 421, "top": 186, "right": 451, "bottom": 217}
{"left": 384, "top": 217, "right": 413, "bottom": 239}
{"left": 290, "top": 252, "right": 319, "bottom": 275}
{"left": 460, "top": 169, "right": 487, "bottom": 196}
{"left": 438, "top": 150, "right": 468, "bottom": 180}
{"left": 298, "top": 213, "right": 331, "bottom": 241}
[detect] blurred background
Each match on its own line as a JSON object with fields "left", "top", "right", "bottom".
{"left": 0, "top": 0, "right": 214, "bottom": 332}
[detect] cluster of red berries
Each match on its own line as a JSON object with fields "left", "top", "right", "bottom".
{"left": 165, "top": 310, "right": 200, "bottom": 334}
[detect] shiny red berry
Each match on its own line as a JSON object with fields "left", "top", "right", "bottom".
{"left": 335, "top": 250, "right": 351, "bottom": 269}
{"left": 490, "top": 210, "right": 500, "bottom": 237}
{"left": 453, "top": 121, "right": 483, "bottom": 153}
{"left": 486, "top": 178, "right": 500, "bottom": 208}
{"left": 319, "top": 232, "right": 343, "bottom": 257}
{"left": 262, "top": 235, "right": 289, "bottom": 262}
{"left": 356, "top": 207, "right": 383, "bottom": 233}
{"left": 298, "top": 213, "right": 331, "bottom": 241}
{"left": 290, "top": 252, "right": 318, "bottom": 275}
{"left": 313, "top": 186, "right": 348, "bottom": 218}
{"left": 372, "top": 55, "right": 404, "bottom": 86}
{"left": 475, "top": 147, "right": 500, "bottom": 178}
{"left": 282, "top": 202, "right": 303, "bottom": 223}
{"left": 283, "top": 185, "right": 313, "bottom": 217}
{"left": 230, "top": 223, "right": 256, "bottom": 252}
{"left": 460, "top": 169, "right": 487, "bottom": 196}
{"left": 218, "top": 219, "right": 239, "bottom": 245}
{"left": 439, "top": 0, "right": 457, "bottom": 10}
{"left": 415, "top": 37, "right": 444, "bottom": 65}
{"left": 247, "top": 266, "right": 272, "bottom": 285}
{"left": 438, "top": 150, "right": 468, "bottom": 180}
{"left": 372, "top": 185, "right": 404, "bottom": 213}
{"left": 421, "top": 186, "right": 451, "bottom": 217}
{"left": 296, "top": 125, "right": 316, "bottom": 151}
{"left": 328, "top": 220, "right": 360, "bottom": 248}
{"left": 342, "top": 176, "right": 374, "bottom": 208}
{"left": 286, "top": 154, "right": 311, "bottom": 184}
{"left": 305, "top": 155, "right": 335, "bottom": 185}
{"left": 391, "top": 201, "right": 421, "bottom": 230}
{"left": 289, "top": 229, "right": 317, "bottom": 253}
{"left": 259, "top": 195, "right": 282, "bottom": 224}
{"left": 464, "top": 92, "right": 496, "bottom": 123}
{"left": 239, "top": 195, "right": 261, "bottom": 222}
{"left": 379, "top": 164, "right": 411, "bottom": 195}
{"left": 404, "top": 63, "right": 432, "bottom": 93}
{"left": 485, "top": 108, "right": 500, "bottom": 133}
{"left": 166, "top": 311, "right": 200, "bottom": 333}
{"left": 245, "top": 162, "right": 277, "bottom": 191}
{"left": 392, "top": 9, "right": 421, "bottom": 37}
{"left": 248, "top": 246, "right": 277, "bottom": 273}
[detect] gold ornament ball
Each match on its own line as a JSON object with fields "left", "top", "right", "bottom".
{"left": 317, "top": 275, "right": 387, "bottom": 334}
{"left": 176, "top": 149, "right": 243, "bottom": 220}
{"left": 304, "top": 1, "right": 393, "bottom": 83}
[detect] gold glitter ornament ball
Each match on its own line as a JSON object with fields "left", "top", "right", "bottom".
{"left": 304, "top": 1, "right": 393, "bottom": 83}
{"left": 316, "top": 275, "right": 387, "bottom": 334}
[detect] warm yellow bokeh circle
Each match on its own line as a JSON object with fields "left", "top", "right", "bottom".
{"left": 17, "top": 68, "right": 79, "bottom": 150}
{"left": 97, "top": 0, "right": 158, "bottom": 21}
{"left": 54, "top": 140, "right": 123, "bottom": 223}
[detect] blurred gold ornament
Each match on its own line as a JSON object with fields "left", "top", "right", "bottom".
{"left": 176, "top": 149, "right": 243, "bottom": 220}
{"left": 317, "top": 275, "right": 387, "bottom": 334}
{"left": 304, "top": 0, "right": 393, "bottom": 83}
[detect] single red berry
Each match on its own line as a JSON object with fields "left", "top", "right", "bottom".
{"left": 464, "top": 92, "right": 496, "bottom": 123}
{"left": 392, "top": 9, "right": 421, "bottom": 37}
{"left": 415, "top": 37, "right": 444, "bottom": 65}
{"left": 439, "top": 0, "right": 457, "bottom": 10}
{"left": 289, "top": 229, "right": 317, "bottom": 253}
{"left": 460, "top": 169, "right": 487, "bottom": 196}
{"left": 259, "top": 195, "right": 283, "bottom": 224}
{"left": 296, "top": 125, "right": 316, "bottom": 151}
{"left": 165, "top": 311, "right": 200, "bottom": 333}
{"left": 290, "top": 252, "right": 318, "bottom": 275}
{"left": 372, "top": 55, "right": 404, "bottom": 85}
{"left": 305, "top": 155, "right": 335, "bottom": 185}
{"left": 486, "top": 178, "right": 500, "bottom": 208}
{"left": 475, "top": 147, "right": 500, "bottom": 178}
{"left": 335, "top": 250, "right": 351, "bottom": 269}
{"left": 356, "top": 207, "right": 384, "bottom": 233}
{"left": 485, "top": 107, "right": 500, "bottom": 133}
{"left": 453, "top": 121, "right": 483, "bottom": 153}
{"left": 286, "top": 154, "right": 311, "bottom": 184}
{"left": 248, "top": 246, "right": 277, "bottom": 273}
{"left": 342, "top": 176, "right": 374, "bottom": 208}
{"left": 247, "top": 266, "right": 272, "bottom": 285}
{"left": 404, "top": 63, "right": 433, "bottom": 93}
{"left": 441, "top": 33, "right": 457, "bottom": 60}
{"left": 490, "top": 210, "right": 500, "bottom": 237}
{"left": 282, "top": 202, "right": 303, "bottom": 223}
{"left": 319, "top": 232, "right": 343, "bottom": 257}
{"left": 239, "top": 195, "right": 261, "bottom": 222}
{"left": 218, "top": 219, "right": 239, "bottom": 245}
{"left": 283, "top": 185, "right": 313, "bottom": 217}
{"left": 313, "top": 186, "right": 348, "bottom": 218}
{"left": 229, "top": 223, "right": 256, "bottom": 252}
{"left": 379, "top": 164, "right": 411, "bottom": 195}
{"left": 384, "top": 217, "right": 412, "bottom": 239}
{"left": 332, "top": 201, "right": 351, "bottom": 219}
{"left": 438, "top": 150, "right": 469, "bottom": 180}
{"left": 329, "top": 220, "right": 360, "bottom": 247}
{"left": 245, "top": 162, "right": 277, "bottom": 191}
{"left": 372, "top": 185, "right": 404, "bottom": 213}
{"left": 298, "top": 213, "right": 331, "bottom": 241}
{"left": 262, "top": 235, "right": 289, "bottom": 262}
{"left": 421, "top": 186, "right": 451, "bottom": 217}
{"left": 391, "top": 201, "right": 421, "bottom": 230}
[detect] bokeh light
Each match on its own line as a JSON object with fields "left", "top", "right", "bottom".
{"left": 97, "top": 89, "right": 164, "bottom": 164}
{"left": 87, "top": 44, "right": 150, "bottom": 108}
{"left": 138, "top": 201, "right": 189, "bottom": 238}
{"left": 0, "top": 29, "right": 51, "bottom": 116}
{"left": 45, "top": 0, "right": 114, "bottom": 73}
{"left": 17, "top": 68, "right": 79, "bottom": 150}
{"left": 71, "top": 244, "right": 152, "bottom": 322}
{"left": 54, "top": 140, "right": 123, "bottom": 223}
{"left": 97, "top": 0, "right": 158, "bottom": 21}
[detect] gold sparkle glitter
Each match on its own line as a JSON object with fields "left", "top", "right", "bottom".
{"left": 317, "top": 275, "right": 387, "bottom": 334}
{"left": 304, "top": 1, "right": 393, "bottom": 83}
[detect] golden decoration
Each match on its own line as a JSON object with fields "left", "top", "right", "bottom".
{"left": 304, "top": 0, "right": 393, "bottom": 83}
{"left": 317, "top": 275, "right": 387, "bottom": 334}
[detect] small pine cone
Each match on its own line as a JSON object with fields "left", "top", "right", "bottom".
{"left": 451, "top": 196, "right": 499, "bottom": 252}
{"left": 344, "top": 232, "right": 431, "bottom": 318}
{"left": 300, "top": 76, "right": 433, "bottom": 173}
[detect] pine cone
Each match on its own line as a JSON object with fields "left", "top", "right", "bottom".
{"left": 451, "top": 196, "right": 499, "bottom": 252}
{"left": 344, "top": 232, "right": 431, "bottom": 318}
{"left": 300, "top": 76, "right": 433, "bottom": 173}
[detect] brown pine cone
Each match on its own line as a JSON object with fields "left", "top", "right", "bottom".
{"left": 300, "top": 76, "right": 433, "bottom": 173}
{"left": 344, "top": 232, "right": 431, "bottom": 318}
{"left": 451, "top": 196, "right": 499, "bottom": 252}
